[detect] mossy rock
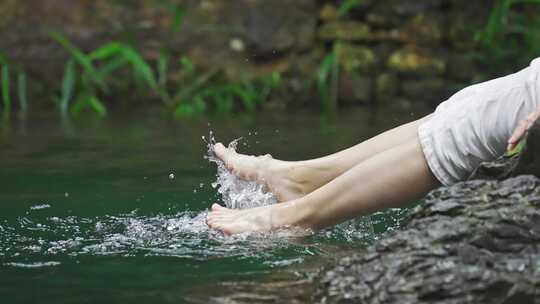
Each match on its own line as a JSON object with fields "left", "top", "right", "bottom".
{"left": 318, "top": 21, "right": 372, "bottom": 42}
{"left": 387, "top": 48, "right": 446, "bottom": 75}
{"left": 335, "top": 42, "right": 377, "bottom": 73}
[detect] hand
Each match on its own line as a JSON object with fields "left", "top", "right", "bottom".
{"left": 507, "top": 106, "right": 540, "bottom": 151}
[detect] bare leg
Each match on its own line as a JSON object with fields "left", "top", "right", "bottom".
{"left": 207, "top": 135, "right": 440, "bottom": 234}
{"left": 214, "top": 116, "right": 429, "bottom": 201}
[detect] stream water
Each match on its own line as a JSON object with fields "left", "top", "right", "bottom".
{"left": 0, "top": 107, "right": 428, "bottom": 303}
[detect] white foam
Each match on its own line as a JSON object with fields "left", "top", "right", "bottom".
{"left": 205, "top": 132, "right": 277, "bottom": 209}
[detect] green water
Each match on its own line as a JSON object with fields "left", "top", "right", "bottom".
{"left": 0, "top": 107, "right": 427, "bottom": 303}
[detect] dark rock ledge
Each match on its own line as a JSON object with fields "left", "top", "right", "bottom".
{"left": 315, "top": 122, "right": 540, "bottom": 304}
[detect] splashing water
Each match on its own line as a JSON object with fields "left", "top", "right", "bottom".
{"left": 0, "top": 131, "right": 383, "bottom": 270}
{"left": 203, "top": 131, "right": 376, "bottom": 242}
{"left": 204, "top": 132, "right": 277, "bottom": 209}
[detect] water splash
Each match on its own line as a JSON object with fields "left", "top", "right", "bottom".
{"left": 204, "top": 132, "right": 277, "bottom": 209}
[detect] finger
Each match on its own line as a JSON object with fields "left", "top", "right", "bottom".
{"left": 508, "top": 120, "right": 527, "bottom": 144}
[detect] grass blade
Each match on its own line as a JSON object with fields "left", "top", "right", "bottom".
{"left": 122, "top": 47, "right": 157, "bottom": 89}
{"left": 338, "top": 0, "right": 362, "bottom": 16}
{"left": 89, "top": 42, "right": 123, "bottom": 60}
{"left": 1, "top": 65, "right": 10, "bottom": 114}
{"left": 88, "top": 95, "right": 107, "bottom": 117}
{"left": 49, "top": 32, "right": 108, "bottom": 91}
{"left": 17, "top": 72, "right": 27, "bottom": 113}
{"left": 60, "top": 60, "right": 77, "bottom": 115}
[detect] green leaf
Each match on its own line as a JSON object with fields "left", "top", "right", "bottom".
{"left": 17, "top": 72, "right": 27, "bottom": 113}
{"left": 230, "top": 83, "right": 257, "bottom": 111}
{"left": 1, "top": 65, "right": 10, "bottom": 114}
{"left": 70, "top": 94, "right": 107, "bottom": 117}
{"left": 338, "top": 0, "right": 362, "bottom": 16}
{"left": 192, "top": 95, "right": 207, "bottom": 113}
{"left": 88, "top": 95, "right": 107, "bottom": 117}
{"left": 97, "top": 56, "right": 129, "bottom": 79}
{"left": 49, "top": 32, "right": 108, "bottom": 91}
{"left": 318, "top": 52, "right": 336, "bottom": 91}
{"left": 180, "top": 56, "right": 195, "bottom": 75}
{"left": 88, "top": 42, "right": 124, "bottom": 60}
{"left": 122, "top": 47, "right": 157, "bottom": 89}
{"left": 270, "top": 71, "right": 281, "bottom": 87}
{"left": 172, "top": 5, "right": 187, "bottom": 32}
{"left": 60, "top": 60, "right": 77, "bottom": 115}
{"left": 174, "top": 103, "right": 195, "bottom": 117}
{"left": 158, "top": 51, "right": 169, "bottom": 87}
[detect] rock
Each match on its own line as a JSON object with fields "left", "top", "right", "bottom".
{"left": 315, "top": 175, "right": 540, "bottom": 304}
{"left": 319, "top": 4, "right": 338, "bottom": 22}
{"left": 335, "top": 43, "right": 377, "bottom": 73}
{"left": 375, "top": 73, "right": 399, "bottom": 103}
{"left": 338, "top": 72, "right": 373, "bottom": 104}
{"left": 365, "top": 12, "right": 402, "bottom": 28}
{"left": 387, "top": 48, "right": 446, "bottom": 75}
{"left": 240, "top": 0, "right": 317, "bottom": 56}
{"left": 400, "top": 14, "right": 443, "bottom": 46}
{"left": 446, "top": 53, "right": 479, "bottom": 81}
{"left": 400, "top": 78, "right": 448, "bottom": 103}
{"left": 384, "top": 0, "right": 444, "bottom": 16}
{"left": 318, "top": 21, "right": 372, "bottom": 42}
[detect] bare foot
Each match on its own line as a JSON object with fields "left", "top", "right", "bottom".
{"left": 207, "top": 203, "right": 279, "bottom": 235}
{"left": 213, "top": 143, "right": 305, "bottom": 202}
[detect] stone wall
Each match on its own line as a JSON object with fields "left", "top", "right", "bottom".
{"left": 0, "top": 0, "right": 525, "bottom": 110}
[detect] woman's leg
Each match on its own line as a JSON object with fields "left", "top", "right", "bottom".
{"left": 207, "top": 134, "right": 440, "bottom": 234}
{"left": 214, "top": 115, "right": 429, "bottom": 201}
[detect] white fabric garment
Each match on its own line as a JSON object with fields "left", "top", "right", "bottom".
{"left": 419, "top": 58, "right": 540, "bottom": 186}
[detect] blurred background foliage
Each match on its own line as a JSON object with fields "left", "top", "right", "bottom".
{"left": 0, "top": 0, "right": 539, "bottom": 121}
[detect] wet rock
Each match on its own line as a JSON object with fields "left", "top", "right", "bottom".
{"left": 315, "top": 122, "right": 540, "bottom": 303}
{"left": 338, "top": 72, "right": 373, "bottom": 104}
{"left": 387, "top": 48, "right": 446, "bottom": 75}
{"left": 369, "top": 0, "right": 444, "bottom": 18}
{"left": 365, "top": 12, "right": 402, "bottom": 28}
{"left": 335, "top": 43, "right": 377, "bottom": 73}
{"left": 400, "top": 78, "right": 448, "bottom": 103}
{"left": 400, "top": 14, "right": 443, "bottom": 46}
{"left": 375, "top": 73, "right": 399, "bottom": 103}
{"left": 318, "top": 21, "right": 372, "bottom": 42}
{"left": 446, "top": 53, "right": 478, "bottom": 82}
{"left": 319, "top": 4, "right": 339, "bottom": 22}
{"left": 240, "top": 0, "right": 317, "bottom": 56}
{"left": 315, "top": 175, "right": 540, "bottom": 303}
{"left": 388, "top": 0, "right": 445, "bottom": 16}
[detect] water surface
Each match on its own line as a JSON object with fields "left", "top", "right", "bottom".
{"left": 0, "top": 107, "right": 427, "bottom": 303}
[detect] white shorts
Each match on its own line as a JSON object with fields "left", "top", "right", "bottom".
{"left": 419, "top": 58, "right": 540, "bottom": 186}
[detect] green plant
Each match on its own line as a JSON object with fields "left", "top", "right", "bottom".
{"left": 51, "top": 32, "right": 280, "bottom": 119}
{"left": 156, "top": 0, "right": 187, "bottom": 31}
{"left": 1, "top": 65, "right": 10, "bottom": 116}
{"left": 317, "top": 48, "right": 339, "bottom": 114}
{"left": 338, "top": 0, "right": 363, "bottom": 16}
{"left": 174, "top": 72, "right": 281, "bottom": 118}
{"left": 477, "top": 0, "right": 540, "bottom": 65}
{"left": 51, "top": 32, "right": 158, "bottom": 117}
{"left": 0, "top": 53, "right": 29, "bottom": 118}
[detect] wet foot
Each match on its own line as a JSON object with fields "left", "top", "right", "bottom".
{"left": 213, "top": 143, "right": 305, "bottom": 202}
{"left": 207, "top": 203, "right": 278, "bottom": 235}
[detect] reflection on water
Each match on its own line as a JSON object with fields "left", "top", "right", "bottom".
{"left": 0, "top": 107, "right": 428, "bottom": 303}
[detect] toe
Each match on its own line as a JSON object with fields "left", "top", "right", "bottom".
{"left": 212, "top": 203, "right": 226, "bottom": 211}
{"left": 214, "top": 143, "right": 229, "bottom": 161}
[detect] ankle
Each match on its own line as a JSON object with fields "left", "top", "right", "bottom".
{"left": 272, "top": 198, "right": 317, "bottom": 231}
